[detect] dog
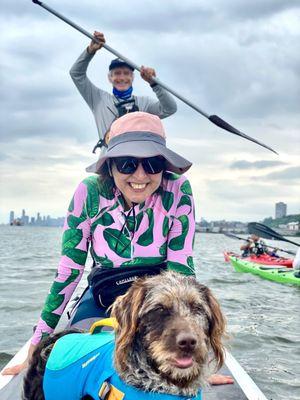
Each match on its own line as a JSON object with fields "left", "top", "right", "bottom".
{"left": 23, "top": 271, "right": 227, "bottom": 399}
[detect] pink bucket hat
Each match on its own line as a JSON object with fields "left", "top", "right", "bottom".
{"left": 86, "top": 112, "right": 192, "bottom": 175}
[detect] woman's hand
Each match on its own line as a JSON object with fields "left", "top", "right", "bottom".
{"left": 208, "top": 374, "right": 234, "bottom": 385}
{"left": 1, "top": 343, "right": 36, "bottom": 376}
{"left": 140, "top": 65, "right": 156, "bottom": 85}
{"left": 88, "top": 31, "right": 106, "bottom": 54}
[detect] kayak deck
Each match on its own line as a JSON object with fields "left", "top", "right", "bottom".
{"left": 229, "top": 256, "right": 300, "bottom": 286}
{"left": 224, "top": 251, "right": 293, "bottom": 267}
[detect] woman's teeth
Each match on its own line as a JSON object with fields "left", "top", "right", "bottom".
{"left": 130, "top": 183, "right": 147, "bottom": 189}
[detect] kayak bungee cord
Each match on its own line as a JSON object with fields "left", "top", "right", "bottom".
{"left": 32, "top": 0, "right": 277, "bottom": 155}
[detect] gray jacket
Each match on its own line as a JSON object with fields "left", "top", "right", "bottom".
{"left": 70, "top": 49, "right": 177, "bottom": 139}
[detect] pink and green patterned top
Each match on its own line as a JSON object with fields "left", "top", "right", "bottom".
{"left": 32, "top": 172, "right": 195, "bottom": 345}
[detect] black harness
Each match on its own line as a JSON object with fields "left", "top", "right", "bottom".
{"left": 92, "top": 98, "right": 139, "bottom": 153}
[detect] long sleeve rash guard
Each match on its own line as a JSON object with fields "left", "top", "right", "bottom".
{"left": 32, "top": 172, "right": 195, "bottom": 345}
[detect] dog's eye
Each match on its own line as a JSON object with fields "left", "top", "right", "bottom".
{"left": 191, "top": 303, "right": 205, "bottom": 314}
{"left": 154, "top": 305, "right": 170, "bottom": 314}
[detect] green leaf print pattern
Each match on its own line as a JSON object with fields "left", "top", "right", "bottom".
{"left": 121, "top": 256, "right": 165, "bottom": 267}
{"left": 162, "top": 191, "right": 174, "bottom": 212}
{"left": 85, "top": 182, "right": 100, "bottom": 218}
{"left": 180, "top": 180, "right": 192, "bottom": 195}
{"left": 137, "top": 209, "right": 154, "bottom": 246}
{"left": 103, "top": 228, "right": 132, "bottom": 258}
{"left": 162, "top": 216, "right": 169, "bottom": 237}
{"left": 92, "top": 253, "right": 114, "bottom": 268}
{"left": 62, "top": 230, "right": 87, "bottom": 265}
{"left": 177, "top": 194, "right": 192, "bottom": 209}
{"left": 187, "top": 256, "right": 194, "bottom": 270}
{"left": 159, "top": 242, "right": 167, "bottom": 256}
{"left": 167, "top": 260, "right": 194, "bottom": 276}
{"left": 169, "top": 215, "right": 189, "bottom": 251}
{"left": 68, "top": 196, "right": 74, "bottom": 212}
{"left": 91, "top": 212, "right": 115, "bottom": 234}
{"left": 67, "top": 215, "right": 83, "bottom": 229}
{"left": 41, "top": 268, "right": 80, "bottom": 328}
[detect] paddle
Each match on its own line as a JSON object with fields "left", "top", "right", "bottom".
{"left": 223, "top": 232, "right": 296, "bottom": 256}
{"left": 32, "top": 0, "right": 277, "bottom": 154}
{"left": 248, "top": 222, "right": 299, "bottom": 247}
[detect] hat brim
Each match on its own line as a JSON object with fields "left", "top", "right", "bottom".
{"left": 86, "top": 141, "right": 192, "bottom": 175}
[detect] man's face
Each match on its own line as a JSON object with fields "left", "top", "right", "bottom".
{"left": 108, "top": 67, "right": 134, "bottom": 91}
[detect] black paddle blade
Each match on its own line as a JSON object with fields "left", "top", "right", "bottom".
{"left": 248, "top": 222, "right": 299, "bottom": 247}
{"left": 209, "top": 115, "right": 278, "bottom": 155}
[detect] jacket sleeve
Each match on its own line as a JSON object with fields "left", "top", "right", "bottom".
{"left": 137, "top": 85, "right": 177, "bottom": 119}
{"left": 31, "top": 181, "right": 92, "bottom": 345}
{"left": 166, "top": 177, "right": 195, "bottom": 276}
{"left": 69, "top": 49, "right": 104, "bottom": 111}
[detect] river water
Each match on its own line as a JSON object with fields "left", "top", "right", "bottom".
{"left": 0, "top": 226, "right": 299, "bottom": 399}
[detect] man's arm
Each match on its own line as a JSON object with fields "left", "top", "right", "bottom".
{"left": 70, "top": 31, "right": 106, "bottom": 111}
{"left": 138, "top": 66, "right": 177, "bottom": 118}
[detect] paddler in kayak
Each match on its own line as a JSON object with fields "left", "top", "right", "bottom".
{"left": 70, "top": 31, "right": 177, "bottom": 152}
{"left": 240, "top": 234, "right": 274, "bottom": 257}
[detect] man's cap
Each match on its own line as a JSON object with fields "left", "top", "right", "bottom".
{"left": 109, "top": 58, "right": 134, "bottom": 72}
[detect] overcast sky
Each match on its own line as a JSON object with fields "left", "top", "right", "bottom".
{"left": 0, "top": 0, "right": 299, "bottom": 223}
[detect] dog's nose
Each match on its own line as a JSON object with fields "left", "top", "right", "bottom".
{"left": 176, "top": 333, "right": 197, "bottom": 351}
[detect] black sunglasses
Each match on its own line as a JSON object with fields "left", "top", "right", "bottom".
{"left": 112, "top": 156, "right": 165, "bottom": 175}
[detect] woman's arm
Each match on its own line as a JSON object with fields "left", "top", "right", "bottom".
{"left": 31, "top": 180, "right": 92, "bottom": 345}
{"left": 166, "top": 177, "right": 195, "bottom": 276}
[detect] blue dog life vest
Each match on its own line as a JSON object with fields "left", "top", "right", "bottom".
{"left": 43, "top": 330, "right": 202, "bottom": 400}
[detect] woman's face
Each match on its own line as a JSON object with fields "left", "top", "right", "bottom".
{"left": 111, "top": 159, "right": 163, "bottom": 208}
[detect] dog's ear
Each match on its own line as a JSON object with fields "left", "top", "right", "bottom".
{"left": 111, "top": 278, "right": 148, "bottom": 372}
{"left": 203, "top": 287, "right": 226, "bottom": 371}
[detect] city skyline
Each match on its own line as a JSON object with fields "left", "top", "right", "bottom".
{"left": 5, "top": 200, "right": 298, "bottom": 227}
{"left": 8, "top": 209, "right": 64, "bottom": 227}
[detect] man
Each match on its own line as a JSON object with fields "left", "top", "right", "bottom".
{"left": 240, "top": 234, "right": 267, "bottom": 257}
{"left": 70, "top": 31, "right": 177, "bottom": 150}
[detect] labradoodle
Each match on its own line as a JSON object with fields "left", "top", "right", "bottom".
{"left": 23, "top": 271, "right": 227, "bottom": 399}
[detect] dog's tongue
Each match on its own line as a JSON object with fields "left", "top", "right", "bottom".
{"left": 174, "top": 357, "right": 193, "bottom": 368}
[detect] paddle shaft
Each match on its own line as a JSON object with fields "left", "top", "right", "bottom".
{"left": 224, "top": 232, "right": 296, "bottom": 255}
{"left": 32, "top": 0, "right": 277, "bottom": 154}
{"left": 248, "top": 223, "right": 299, "bottom": 247}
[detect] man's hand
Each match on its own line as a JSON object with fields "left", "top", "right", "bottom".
{"left": 88, "top": 31, "right": 105, "bottom": 54}
{"left": 140, "top": 65, "right": 156, "bottom": 85}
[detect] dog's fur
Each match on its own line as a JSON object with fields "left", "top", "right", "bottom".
{"left": 23, "top": 271, "right": 226, "bottom": 399}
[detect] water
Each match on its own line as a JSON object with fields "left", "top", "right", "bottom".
{"left": 0, "top": 226, "right": 299, "bottom": 399}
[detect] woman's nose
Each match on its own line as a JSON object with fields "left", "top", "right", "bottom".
{"left": 132, "top": 163, "right": 147, "bottom": 179}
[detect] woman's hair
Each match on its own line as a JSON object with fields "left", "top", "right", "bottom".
{"left": 97, "top": 161, "right": 115, "bottom": 189}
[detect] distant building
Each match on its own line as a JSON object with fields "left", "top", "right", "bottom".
{"left": 275, "top": 202, "right": 287, "bottom": 219}
{"left": 287, "top": 222, "right": 300, "bottom": 231}
{"left": 9, "top": 211, "right": 14, "bottom": 225}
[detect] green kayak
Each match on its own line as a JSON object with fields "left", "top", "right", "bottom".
{"left": 229, "top": 256, "right": 300, "bottom": 286}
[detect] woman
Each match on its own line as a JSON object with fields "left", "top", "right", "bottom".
{"left": 3, "top": 112, "right": 233, "bottom": 385}
{"left": 3, "top": 111, "right": 195, "bottom": 374}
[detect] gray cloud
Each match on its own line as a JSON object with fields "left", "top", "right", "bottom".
{"left": 230, "top": 160, "right": 287, "bottom": 170}
{"left": 262, "top": 166, "right": 300, "bottom": 181}
{"left": 1, "top": 0, "right": 300, "bottom": 223}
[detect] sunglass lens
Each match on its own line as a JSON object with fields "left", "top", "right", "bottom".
{"left": 114, "top": 157, "right": 138, "bottom": 174}
{"left": 142, "top": 157, "right": 165, "bottom": 174}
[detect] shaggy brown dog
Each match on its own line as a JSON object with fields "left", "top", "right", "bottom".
{"left": 23, "top": 271, "right": 226, "bottom": 399}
